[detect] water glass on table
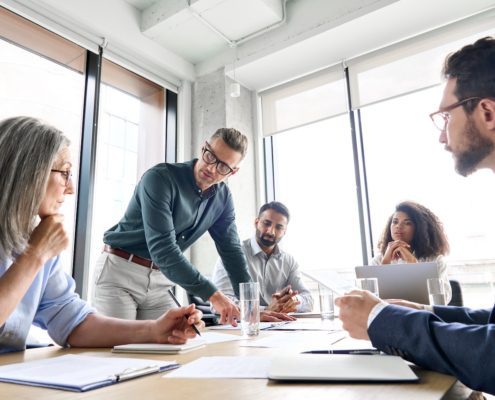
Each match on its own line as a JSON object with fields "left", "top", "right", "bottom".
{"left": 318, "top": 284, "right": 335, "bottom": 321}
{"left": 427, "top": 278, "right": 447, "bottom": 305}
{"left": 239, "top": 282, "right": 260, "bottom": 337}
{"left": 355, "top": 278, "right": 380, "bottom": 297}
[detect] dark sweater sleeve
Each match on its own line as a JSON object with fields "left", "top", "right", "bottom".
{"left": 368, "top": 304, "right": 495, "bottom": 394}
{"left": 139, "top": 170, "right": 217, "bottom": 300}
{"left": 208, "top": 190, "right": 251, "bottom": 298}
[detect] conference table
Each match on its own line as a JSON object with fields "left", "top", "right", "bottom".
{"left": 0, "top": 321, "right": 471, "bottom": 400}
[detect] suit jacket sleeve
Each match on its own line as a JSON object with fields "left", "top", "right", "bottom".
{"left": 368, "top": 304, "right": 495, "bottom": 394}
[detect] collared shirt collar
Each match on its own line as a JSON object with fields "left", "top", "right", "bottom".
{"left": 190, "top": 159, "right": 217, "bottom": 200}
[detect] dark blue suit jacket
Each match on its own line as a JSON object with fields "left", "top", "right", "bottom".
{"left": 368, "top": 304, "right": 495, "bottom": 394}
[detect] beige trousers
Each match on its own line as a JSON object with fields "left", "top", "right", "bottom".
{"left": 92, "top": 252, "right": 176, "bottom": 320}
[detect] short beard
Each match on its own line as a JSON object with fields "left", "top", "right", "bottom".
{"left": 454, "top": 118, "right": 494, "bottom": 177}
{"left": 256, "top": 229, "right": 277, "bottom": 247}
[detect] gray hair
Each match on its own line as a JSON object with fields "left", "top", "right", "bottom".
{"left": 0, "top": 116, "right": 69, "bottom": 262}
{"left": 210, "top": 128, "right": 248, "bottom": 159}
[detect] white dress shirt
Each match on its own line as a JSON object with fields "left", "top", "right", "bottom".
{"left": 212, "top": 236, "right": 313, "bottom": 312}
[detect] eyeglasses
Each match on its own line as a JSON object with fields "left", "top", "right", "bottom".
{"left": 202, "top": 142, "right": 236, "bottom": 176}
{"left": 51, "top": 169, "right": 73, "bottom": 187}
{"left": 429, "top": 97, "right": 481, "bottom": 131}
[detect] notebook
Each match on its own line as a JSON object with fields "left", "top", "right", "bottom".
{"left": 113, "top": 338, "right": 206, "bottom": 354}
{"left": 355, "top": 261, "right": 439, "bottom": 303}
{"left": 0, "top": 354, "right": 178, "bottom": 392}
{"left": 268, "top": 354, "right": 418, "bottom": 382}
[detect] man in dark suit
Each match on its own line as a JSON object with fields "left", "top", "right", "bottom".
{"left": 336, "top": 36, "right": 495, "bottom": 395}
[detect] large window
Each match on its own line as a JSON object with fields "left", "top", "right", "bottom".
{"left": 0, "top": 7, "right": 175, "bottom": 344}
{"left": 88, "top": 60, "right": 167, "bottom": 303}
{"left": 262, "top": 12, "right": 495, "bottom": 308}
{"left": 271, "top": 115, "right": 362, "bottom": 270}
{"left": 0, "top": 6, "right": 88, "bottom": 344}
{"left": 0, "top": 7, "right": 86, "bottom": 276}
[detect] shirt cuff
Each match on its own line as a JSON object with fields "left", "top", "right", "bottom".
{"left": 423, "top": 304, "right": 434, "bottom": 312}
{"left": 367, "top": 302, "right": 388, "bottom": 328}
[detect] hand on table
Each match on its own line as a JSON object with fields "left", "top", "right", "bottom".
{"left": 209, "top": 290, "right": 240, "bottom": 326}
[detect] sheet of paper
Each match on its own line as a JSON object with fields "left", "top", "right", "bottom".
{"left": 201, "top": 331, "right": 243, "bottom": 344}
{"left": 208, "top": 321, "right": 288, "bottom": 330}
{"left": 164, "top": 356, "right": 270, "bottom": 379}
{"left": 288, "top": 312, "right": 322, "bottom": 318}
{"left": 266, "top": 319, "right": 342, "bottom": 331}
{"left": 241, "top": 331, "right": 346, "bottom": 352}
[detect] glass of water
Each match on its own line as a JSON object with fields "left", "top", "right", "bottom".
{"left": 239, "top": 282, "right": 260, "bottom": 336}
{"left": 318, "top": 284, "right": 335, "bottom": 321}
{"left": 427, "top": 278, "right": 447, "bottom": 305}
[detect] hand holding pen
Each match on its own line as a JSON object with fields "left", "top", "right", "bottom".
{"left": 168, "top": 289, "right": 202, "bottom": 336}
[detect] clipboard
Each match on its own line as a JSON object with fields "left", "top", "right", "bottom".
{"left": 0, "top": 354, "right": 179, "bottom": 392}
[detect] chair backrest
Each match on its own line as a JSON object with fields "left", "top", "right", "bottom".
{"left": 448, "top": 279, "right": 463, "bottom": 307}
{"left": 187, "top": 293, "right": 219, "bottom": 326}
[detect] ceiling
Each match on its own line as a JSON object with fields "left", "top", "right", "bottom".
{"left": 6, "top": 0, "right": 495, "bottom": 91}
{"left": 125, "top": 0, "right": 287, "bottom": 64}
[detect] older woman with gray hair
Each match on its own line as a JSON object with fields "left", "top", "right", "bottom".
{"left": 0, "top": 116, "right": 203, "bottom": 353}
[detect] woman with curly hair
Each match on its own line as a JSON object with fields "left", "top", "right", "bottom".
{"left": 371, "top": 201, "right": 451, "bottom": 302}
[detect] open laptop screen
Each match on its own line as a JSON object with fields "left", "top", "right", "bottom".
{"left": 355, "top": 262, "right": 439, "bottom": 303}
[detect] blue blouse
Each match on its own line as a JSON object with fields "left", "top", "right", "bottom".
{"left": 0, "top": 255, "right": 94, "bottom": 353}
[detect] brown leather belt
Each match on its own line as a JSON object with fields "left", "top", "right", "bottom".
{"left": 103, "top": 245, "right": 159, "bottom": 270}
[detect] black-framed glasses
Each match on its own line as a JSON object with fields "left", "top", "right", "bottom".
{"left": 51, "top": 169, "right": 73, "bottom": 187}
{"left": 202, "top": 142, "right": 236, "bottom": 176}
{"left": 429, "top": 97, "right": 481, "bottom": 131}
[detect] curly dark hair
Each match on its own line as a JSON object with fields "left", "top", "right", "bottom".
{"left": 442, "top": 36, "right": 495, "bottom": 113}
{"left": 377, "top": 201, "right": 449, "bottom": 259}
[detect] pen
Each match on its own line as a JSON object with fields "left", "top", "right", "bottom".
{"left": 301, "top": 350, "right": 380, "bottom": 355}
{"left": 115, "top": 365, "right": 160, "bottom": 382}
{"left": 167, "top": 289, "right": 202, "bottom": 336}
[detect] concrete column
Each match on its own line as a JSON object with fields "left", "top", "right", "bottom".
{"left": 190, "top": 68, "right": 258, "bottom": 280}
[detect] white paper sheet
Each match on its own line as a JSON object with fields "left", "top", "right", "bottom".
{"left": 201, "top": 331, "right": 244, "bottom": 344}
{"left": 266, "top": 319, "right": 342, "bottom": 331}
{"left": 241, "top": 331, "right": 346, "bottom": 351}
{"left": 164, "top": 356, "right": 270, "bottom": 379}
{"left": 208, "top": 321, "right": 289, "bottom": 330}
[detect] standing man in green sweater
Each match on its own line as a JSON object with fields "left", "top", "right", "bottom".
{"left": 92, "top": 128, "right": 251, "bottom": 326}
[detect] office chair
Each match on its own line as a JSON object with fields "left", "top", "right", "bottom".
{"left": 448, "top": 279, "right": 464, "bottom": 307}
{"left": 187, "top": 293, "right": 219, "bottom": 326}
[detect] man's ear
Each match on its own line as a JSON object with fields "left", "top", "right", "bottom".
{"left": 479, "top": 98, "right": 495, "bottom": 130}
{"left": 230, "top": 167, "right": 239, "bottom": 176}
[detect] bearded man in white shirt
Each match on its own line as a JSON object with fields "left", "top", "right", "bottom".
{"left": 212, "top": 201, "right": 313, "bottom": 314}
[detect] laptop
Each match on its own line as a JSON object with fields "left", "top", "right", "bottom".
{"left": 268, "top": 354, "right": 418, "bottom": 382}
{"left": 355, "top": 261, "right": 439, "bottom": 304}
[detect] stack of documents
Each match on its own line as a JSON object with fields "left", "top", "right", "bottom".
{"left": 0, "top": 354, "right": 178, "bottom": 392}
